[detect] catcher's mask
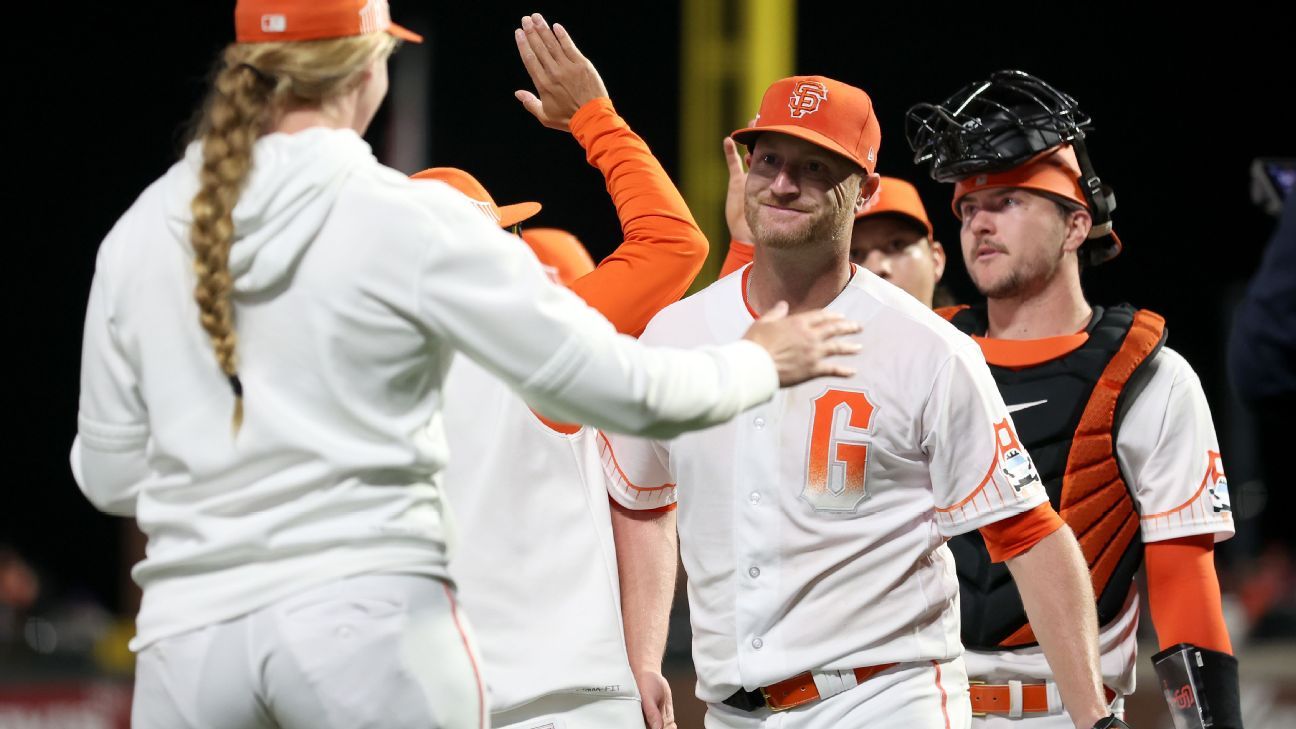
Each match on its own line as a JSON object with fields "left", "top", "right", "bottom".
{"left": 905, "top": 70, "right": 1120, "bottom": 266}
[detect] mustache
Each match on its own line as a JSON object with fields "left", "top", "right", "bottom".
{"left": 972, "top": 237, "right": 1008, "bottom": 254}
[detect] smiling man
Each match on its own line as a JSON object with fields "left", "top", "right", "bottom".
{"left": 909, "top": 70, "right": 1240, "bottom": 729}
{"left": 605, "top": 75, "right": 1122, "bottom": 729}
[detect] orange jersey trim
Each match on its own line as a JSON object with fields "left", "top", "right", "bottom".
{"left": 597, "top": 432, "right": 675, "bottom": 494}
{"left": 740, "top": 261, "right": 858, "bottom": 320}
{"left": 933, "top": 661, "right": 952, "bottom": 729}
{"left": 529, "top": 408, "right": 581, "bottom": 435}
{"left": 1140, "top": 450, "right": 1231, "bottom": 523}
{"left": 935, "top": 447, "right": 999, "bottom": 514}
{"left": 973, "top": 333, "right": 1091, "bottom": 369}
{"left": 1145, "top": 535, "right": 1233, "bottom": 654}
{"left": 444, "top": 584, "right": 488, "bottom": 728}
{"left": 978, "top": 503, "right": 1066, "bottom": 563}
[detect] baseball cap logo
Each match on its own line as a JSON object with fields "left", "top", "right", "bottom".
{"left": 261, "top": 13, "right": 286, "bottom": 32}
{"left": 788, "top": 81, "right": 828, "bottom": 119}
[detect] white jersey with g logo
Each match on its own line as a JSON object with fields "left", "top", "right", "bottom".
{"left": 602, "top": 265, "right": 1049, "bottom": 707}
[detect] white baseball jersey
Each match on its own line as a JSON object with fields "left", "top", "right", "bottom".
{"left": 964, "top": 346, "right": 1234, "bottom": 700}
{"left": 603, "top": 266, "right": 1049, "bottom": 705}
{"left": 443, "top": 356, "right": 636, "bottom": 713}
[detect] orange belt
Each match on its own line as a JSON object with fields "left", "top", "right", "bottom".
{"left": 969, "top": 682, "right": 1118, "bottom": 716}
{"left": 737, "top": 663, "right": 897, "bottom": 712}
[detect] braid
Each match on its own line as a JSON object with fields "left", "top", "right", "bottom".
{"left": 186, "top": 33, "right": 398, "bottom": 433}
{"left": 190, "top": 57, "right": 277, "bottom": 433}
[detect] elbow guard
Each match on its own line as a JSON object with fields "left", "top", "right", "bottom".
{"left": 1152, "top": 643, "right": 1243, "bottom": 729}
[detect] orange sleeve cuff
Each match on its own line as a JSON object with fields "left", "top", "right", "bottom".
{"left": 1145, "top": 534, "right": 1233, "bottom": 654}
{"left": 719, "top": 239, "right": 755, "bottom": 279}
{"left": 978, "top": 503, "right": 1066, "bottom": 563}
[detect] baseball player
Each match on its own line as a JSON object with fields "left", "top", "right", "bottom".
{"left": 723, "top": 148, "right": 950, "bottom": 306}
{"left": 68, "top": 2, "right": 864, "bottom": 726}
{"left": 605, "top": 75, "right": 1127, "bottom": 729}
{"left": 907, "top": 70, "right": 1241, "bottom": 729}
{"left": 428, "top": 15, "right": 716, "bottom": 728}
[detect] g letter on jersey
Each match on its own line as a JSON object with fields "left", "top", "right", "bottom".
{"left": 788, "top": 81, "right": 828, "bottom": 118}
{"left": 803, "top": 388, "right": 876, "bottom": 512}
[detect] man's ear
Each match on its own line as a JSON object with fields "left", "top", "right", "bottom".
{"left": 1062, "top": 208, "right": 1093, "bottom": 254}
{"left": 856, "top": 173, "right": 881, "bottom": 214}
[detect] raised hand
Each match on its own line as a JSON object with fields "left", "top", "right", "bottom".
{"left": 723, "top": 135, "right": 755, "bottom": 243}
{"left": 513, "top": 13, "right": 608, "bottom": 132}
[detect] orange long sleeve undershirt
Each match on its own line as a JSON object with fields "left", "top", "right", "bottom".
{"left": 1144, "top": 534, "right": 1233, "bottom": 654}
{"left": 531, "top": 99, "right": 708, "bottom": 436}
{"left": 719, "top": 238, "right": 755, "bottom": 279}
{"left": 565, "top": 98, "right": 709, "bottom": 336}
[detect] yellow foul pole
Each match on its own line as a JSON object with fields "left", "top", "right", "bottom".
{"left": 680, "top": 0, "right": 796, "bottom": 291}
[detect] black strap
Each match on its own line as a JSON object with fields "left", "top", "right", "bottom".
{"left": 721, "top": 687, "right": 766, "bottom": 712}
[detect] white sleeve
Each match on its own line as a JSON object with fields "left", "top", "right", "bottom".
{"left": 599, "top": 431, "right": 676, "bottom": 510}
{"left": 72, "top": 249, "right": 151, "bottom": 516}
{"left": 925, "top": 343, "right": 1049, "bottom": 537}
{"left": 1117, "top": 348, "right": 1235, "bottom": 542}
{"left": 414, "top": 198, "right": 777, "bottom": 439}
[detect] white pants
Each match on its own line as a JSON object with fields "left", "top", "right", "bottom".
{"left": 132, "top": 574, "right": 485, "bottom": 729}
{"left": 704, "top": 658, "right": 972, "bottom": 729}
{"left": 492, "top": 694, "right": 643, "bottom": 728}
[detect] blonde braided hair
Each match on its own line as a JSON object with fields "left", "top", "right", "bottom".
{"left": 188, "top": 33, "right": 397, "bottom": 432}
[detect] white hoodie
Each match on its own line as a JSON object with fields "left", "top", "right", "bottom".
{"left": 71, "top": 128, "right": 777, "bottom": 650}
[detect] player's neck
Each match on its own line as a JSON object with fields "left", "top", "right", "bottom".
{"left": 747, "top": 243, "right": 852, "bottom": 315}
{"left": 985, "top": 268, "right": 1091, "bottom": 340}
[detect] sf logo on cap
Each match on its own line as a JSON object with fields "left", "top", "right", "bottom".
{"left": 789, "top": 81, "right": 828, "bottom": 118}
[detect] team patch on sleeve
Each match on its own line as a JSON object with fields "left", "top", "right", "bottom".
{"left": 1140, "top": 450, "right": 1234, "bottom": 540}
{"left": 935, "top": 419, "right": 1044, "bottom": 534}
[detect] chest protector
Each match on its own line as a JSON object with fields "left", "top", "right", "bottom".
{"left": 938, "top": 303, "right": 1167, "bottom": 649}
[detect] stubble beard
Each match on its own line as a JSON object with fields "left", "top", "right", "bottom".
{"left": 748, "top": 197, "right": 855, "bottom": 252}
{"left": 971, "top": 239, "right": 1065, "bottom": 300}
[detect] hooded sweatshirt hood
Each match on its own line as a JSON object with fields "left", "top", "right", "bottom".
{"left": 164, "top": 127, "right": 374, "bottom": 294}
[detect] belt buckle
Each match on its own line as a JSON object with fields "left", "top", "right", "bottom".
{"left": 969, "top": 680, "right": 986, "bottom": 718}
{"left": 759, "top": 686, "right": 791, "bottom": 713}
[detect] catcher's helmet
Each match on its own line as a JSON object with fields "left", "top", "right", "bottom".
{"left": 905, "top": 70, "right": 1120, "bottom": 266}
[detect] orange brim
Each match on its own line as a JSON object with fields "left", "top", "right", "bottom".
{"left": 730, "top": 125, "right": 868, "bottom": 172}
{"left": 387, "top": 23, "right": 423, "bottom": 43}
{"left": 498, "top": 201, "right": 542, "bottom": 228}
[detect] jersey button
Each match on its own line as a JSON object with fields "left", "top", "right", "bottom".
{"left": 753, "top": 416, "right": 766, "bottom": 429}
{"left": 752, "top": 637, "right": 764, "bottom": 650}
{"left": 748, "top": 491, "right": 761, "bottom": 505}
{"left": 748, "top": 566, "right": 760, "bottom": 579}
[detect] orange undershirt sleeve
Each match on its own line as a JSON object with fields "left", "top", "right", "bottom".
{"left": 719, "top": 239, "right": 755, "bottom": 279}
{"left": 977, "top": 503, "right": 1066, "bottom": 563}
{"left": 1144, "top": 534, "right": 1233, "bottom": 654}
{"left": 566, "top": 98, "right": 709, "bottom": 336}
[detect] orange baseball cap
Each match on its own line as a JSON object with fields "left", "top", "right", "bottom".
{"left": 410, "top": 168, "right": 542, "bottom": 228}
{"left": 952, "top": 145, "right": 1121, "bottom": 258}
{"left": 951, "top": 145, "right": 1089, "bottom": 217}
{"left": 235, "top": 0, "right": 422, "bottom": 43}
{"left": 520, "top": 228, "right": 596, "bottom": 287}
{"left": 731, "top": 76, "right": 881, "bottom": 174}
{"left": 856, "top": 176, "right": 934, "bottom": 240}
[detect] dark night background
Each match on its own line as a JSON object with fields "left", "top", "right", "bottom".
{"left": 8, "top": 1, "right": 1291, "bottom": 626}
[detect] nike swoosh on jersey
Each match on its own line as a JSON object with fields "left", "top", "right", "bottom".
{"left": 1006, "top": 399, "right": 1048, "bottom": 414}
